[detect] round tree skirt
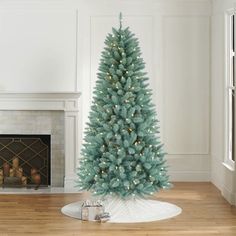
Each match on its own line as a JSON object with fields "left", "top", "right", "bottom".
{"left": 61, "top": 197, "right": 182, "bottom": 223}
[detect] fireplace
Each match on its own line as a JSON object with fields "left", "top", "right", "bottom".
{"left": 0, "top": 134, "right": 51, "bottom": 187}
{"left": 0, "top": 92, "right": 81, "bottom": 191}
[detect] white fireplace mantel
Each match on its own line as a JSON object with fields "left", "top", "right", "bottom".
{"left": 0, "top": 92, "right": 81, "bottom": 190}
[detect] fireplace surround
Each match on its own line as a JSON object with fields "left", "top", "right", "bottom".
{"left": 0, "top": 92, "right": 81, "bottom": 190}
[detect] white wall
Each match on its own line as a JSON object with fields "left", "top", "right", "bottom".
{"left": 211, "top": 0, "right": 236, "bottom": 205}
{"left": 0, "top": 0, "right": 211, "bottom": 182}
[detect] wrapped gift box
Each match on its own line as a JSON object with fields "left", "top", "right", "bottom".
{"left": 81, "top": 200, "right": 105, "bottom": 221}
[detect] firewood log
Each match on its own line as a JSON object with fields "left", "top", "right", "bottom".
{"left": 0, "top": 169, "right": 3, "bottom": 185}
{"left": 10, "top": 168, "right": 14, "bottom": 177}
{"left": 3, "top": 163, "right": 10, "bottom": 177}
{"left": 12, "top": 157, "right": 19, "bottom": 169}
{"left": 16, "top": 168, "right": 23, "bottom": 178}
{"left": 21, "top": 176, "right": 27, "bottom": 186}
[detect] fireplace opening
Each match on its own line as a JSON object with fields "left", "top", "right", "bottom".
{"left": 0, "top": 134, "right": 51, "bottom": 187}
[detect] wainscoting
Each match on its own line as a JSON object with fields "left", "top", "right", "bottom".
{"left": 0, "top": 0, "right": 211, "bottom": 182}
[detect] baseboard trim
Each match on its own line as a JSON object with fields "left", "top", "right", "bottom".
{"left": 222, "top": 186, "right": 236, "bottom": 205}
{"left": 211, "top": 179, "right": 223, "bottom": 192}
{"left": 169, "top": 171, "right": 210, "bottom": 181}
{"left": 210, "top": 170, "right": 223, "bottom": 191}
{"left": 64, "top": 171, "right": 211, "bottom": 191}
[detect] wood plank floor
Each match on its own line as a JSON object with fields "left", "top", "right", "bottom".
{"left": 0, "top": 182, "right": 235, "bottom": 236}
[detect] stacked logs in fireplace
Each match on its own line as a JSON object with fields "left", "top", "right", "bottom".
{"left": 0, "top": 157, "right": 41, "bottom": 187}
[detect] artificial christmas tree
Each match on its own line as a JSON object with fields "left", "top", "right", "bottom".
{"left": 64, "top": 14, "right": 181, "bottom": 223}
{"left": 78, "top": 16, "right": 170, "bottom": 198}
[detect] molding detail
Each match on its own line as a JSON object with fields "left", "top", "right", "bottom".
{"left": 222, "top": 185, "right": 236, "bottom": 205}
{"left": 169, "top": 171, "right": 210, "bottom": 182}
{"left": 0, "top": 92, "right": 81, "bottom": 190}
{"left": 0, "top": 92, "right": 81, "bottom": 111}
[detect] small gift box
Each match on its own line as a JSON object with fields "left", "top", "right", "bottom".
{"left": 81, "top": 200, "right": 105, "bottom": 221}
{"left": 95, "top": 212, "right": 110, "bottom": 222}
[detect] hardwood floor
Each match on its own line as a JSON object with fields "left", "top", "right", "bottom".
{"left": 0, "top": 182, "right": 235, "bottom": 236}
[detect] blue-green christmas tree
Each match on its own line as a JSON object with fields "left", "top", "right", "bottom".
{"left": 77, "top": 15, "right": 171, "bottom": 198}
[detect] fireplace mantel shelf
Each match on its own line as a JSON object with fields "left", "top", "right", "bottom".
{"left": 0, "top": 91, "right": 82, "bottom": 190}
{"left": 0, "top": 91, "right": 81, "bottom": 112}
{"left": 0, "top": 91, "right": 81, "bottom": 97}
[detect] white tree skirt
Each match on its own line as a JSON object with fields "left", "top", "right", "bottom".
{"left": 61, "top": 197, "right": 182, "bottom": 223}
